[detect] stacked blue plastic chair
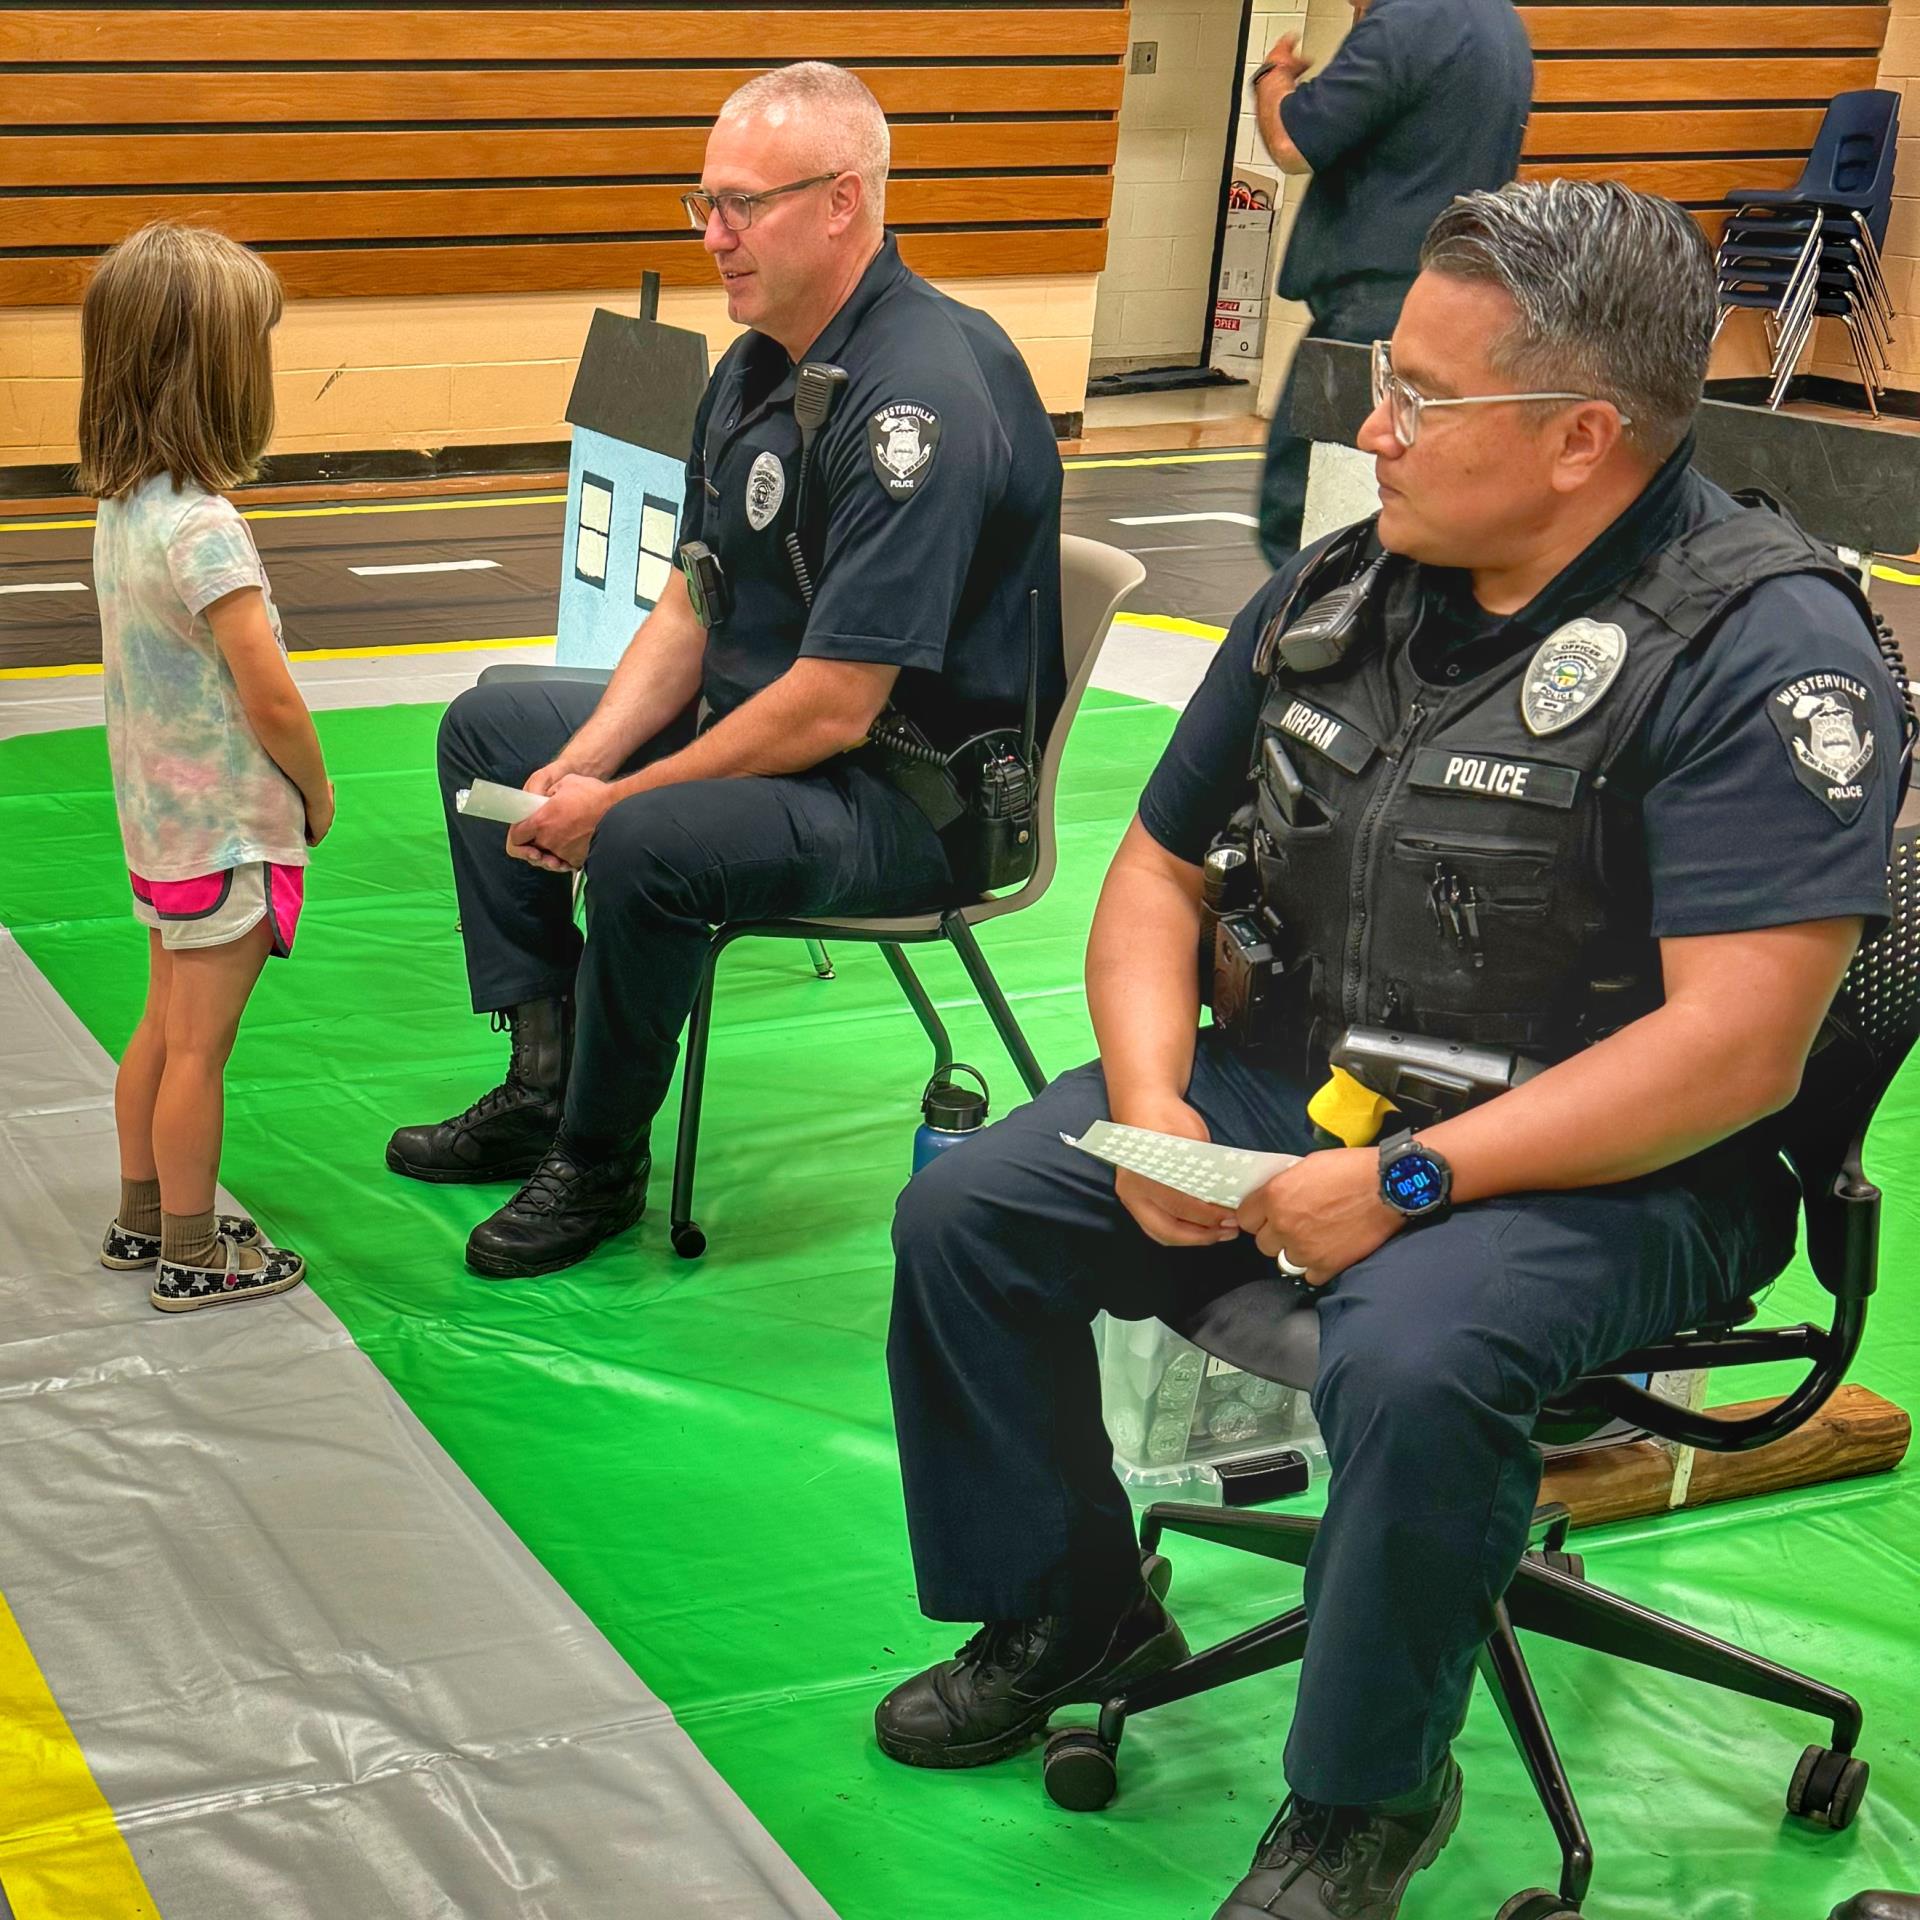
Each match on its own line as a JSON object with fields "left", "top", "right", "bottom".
{"left": 1713, "top": 89, "right": 1899, "bottom": 413}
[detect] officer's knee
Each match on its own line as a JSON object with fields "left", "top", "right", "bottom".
{"left": 584, "top": 796, "right": 708, "bottom": 926}
{"left": 437, "top": 680, "right": 521, "bottom": 783}
{"left": 892, "top": 1138, "right": 997, "bottom": 1268}
{"left": 1318, "top": 1308, "right": 1511, "bottom": 1441}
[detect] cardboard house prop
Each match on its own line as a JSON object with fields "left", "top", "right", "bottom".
{"left": 557, "top": 289, "right": 710, "bottom": 668}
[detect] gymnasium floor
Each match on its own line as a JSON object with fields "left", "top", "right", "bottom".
{"left": 1, "top": 450, "right": 1916, "bottom": 1920}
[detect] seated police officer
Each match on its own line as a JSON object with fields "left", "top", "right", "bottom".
{"left": 387, "top": 62, "right": 1063, "bottom": 1278}
{"left": 876, "top": 181, "right": 1905, "bottom": 1919}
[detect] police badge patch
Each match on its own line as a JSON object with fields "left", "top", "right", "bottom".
{"left": 1520, "top": 618, "right": 1629, "bottom": 736}
{"left": 1767, "top": 671, "right": 1878, "bottom": 822}
{"left": 744, "top": 450, "right": 785, "bottom": 531}
{"left": 867, "top": 402, "right": 941, "bottom": 499}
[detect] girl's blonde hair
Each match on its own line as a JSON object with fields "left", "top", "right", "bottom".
{"left": 77, "top": 222, "right": 283, "bottom": 499}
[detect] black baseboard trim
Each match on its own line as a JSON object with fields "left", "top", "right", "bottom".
{"left": 1704, "top": 374, "right": 1920, "bottom": 423}
{"left": 0, "top": 439, "right": 575, "bottom": 502}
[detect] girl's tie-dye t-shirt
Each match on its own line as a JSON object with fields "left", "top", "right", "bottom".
{"left": 96, "top": 475, "right": 308, "bottom": 881}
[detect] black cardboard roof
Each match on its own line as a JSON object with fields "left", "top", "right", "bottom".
{"left": 565, "top": 306, "right": 710, "bottom": 459}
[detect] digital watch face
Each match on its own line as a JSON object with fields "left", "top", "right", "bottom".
{"left": 1384, "top": 1151, "right": 1445, "bottom": 1213}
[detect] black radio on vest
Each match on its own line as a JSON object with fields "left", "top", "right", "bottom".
{"left": 1210, "top": 495, "right": 1890, "bottom": 1073}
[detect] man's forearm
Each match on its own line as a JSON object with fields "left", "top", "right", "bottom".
{"left": 1254, "top": 77, "right": 1311, "bottom": 175}
{"left": 1425, "top": 1004, "right": 1806, "bottom": 1205}
{"left": 1088, "top": 826, "right": 1209, "bottom": 1116}
{"left": 560, "top": 587, "right": 707, "bottom": 777}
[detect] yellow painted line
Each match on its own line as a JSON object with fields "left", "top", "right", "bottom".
{"left": 1871, "top": 561, "right": 1920, "bottom": 588}
{"left": 1064, "top": 450, "right": 1263, "bottom": 472}
{"left": 0, "top": 492, "right": 567, "bottom": 538}
{"left": 1113, "top": 610, "right": 1229, "bottom": 643}
{"left": 0, "top": 1588, "right": 159, "bottom": 1918}
{"left": 0, "top": 632, "right": 554, "bottom": 682}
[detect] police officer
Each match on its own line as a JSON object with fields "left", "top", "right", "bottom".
{"left": 877, "top": 182, "right": 1905, "bottom": 1920}
{"left": 387, "top": 62, "right": 1063, "bottom": 1278}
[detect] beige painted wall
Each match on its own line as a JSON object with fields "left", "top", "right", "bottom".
{"left": 1094, "top": 0, "right": 1245, "bottom": 367}
{"left": 0, "top": 273, "right": 1100, "bottom": 470}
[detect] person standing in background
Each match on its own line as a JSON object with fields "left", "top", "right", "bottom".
{"left": 1250, "top": 0, "right": 1532, "bottom": 566}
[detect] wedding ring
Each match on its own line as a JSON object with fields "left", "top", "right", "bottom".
{"left": 1275, "top": 1250, "right": 1308, "bottom": 1278}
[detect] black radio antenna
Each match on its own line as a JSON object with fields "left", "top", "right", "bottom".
{"left": 1021, "top": 587, "right": 1041, "bottom": 766}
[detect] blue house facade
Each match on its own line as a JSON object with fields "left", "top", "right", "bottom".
{"left": 556, "top": 303, "right": 710, "bottom": 669}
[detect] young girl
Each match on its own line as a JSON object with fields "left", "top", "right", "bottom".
{"left": 80, "top": 222, "right": 330, "bottom": 1311}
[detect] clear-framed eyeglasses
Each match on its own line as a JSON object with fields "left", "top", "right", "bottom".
{"left": 1369, "top": 339, "right": 1629, "bottom": 448}
{"left": 681, "top": 173, "right": 842, "bottom": 233}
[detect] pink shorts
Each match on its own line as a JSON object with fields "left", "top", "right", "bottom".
{"left": 129, "top": 863, "right": 304, "bottom": 958}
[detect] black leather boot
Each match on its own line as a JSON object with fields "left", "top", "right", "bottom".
{"left": 874, "top": 1586, "right": 1187, "bottom": 1769}
{"left": 386, "top": 997, "right": 571, "bottom": 1184}
{"left": 1832, "top": 1898, "right": 1920, "bottom": 1920}
{"left": 464, "top": 1129, "right": 649, "bottom": 1279}
{"left": 1213, "top": 1757, "right": 1463, "bottom": 1920}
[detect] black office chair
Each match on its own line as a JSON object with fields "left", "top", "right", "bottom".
{"left": 1041, "top": 823, "right": 1920, "bottom": 1919}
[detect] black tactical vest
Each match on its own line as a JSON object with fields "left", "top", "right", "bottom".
{"left": 1245, "top": 498, "right": 1881, "bottom": 1064}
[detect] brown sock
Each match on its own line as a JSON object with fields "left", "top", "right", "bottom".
{"left": 160, "top": 1208, "right": 220, "bottom": 1270}
{"left": 119, "top": 1176, "right": 162, "bottom": 1237}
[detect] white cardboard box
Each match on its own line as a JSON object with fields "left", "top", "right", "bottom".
{"left": 1212, "top": 295, "right": 1266, "bottom": 358}
{"left": 1216, "top": 165, "right": 1279, "bottom": 301}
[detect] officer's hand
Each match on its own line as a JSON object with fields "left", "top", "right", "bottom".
{"left": 524, "top": 761, "right": 572, "bottom": 799}
{"left": 1236, "top": 1148, "right": 1402, "bottom": 1288}
{"left": 508, "top": 772, "right": 613, "bottom": 873}
{"left": 1261, "top": 31, "right": 1312, "bottom": 82}
{"left": 1112, "top": 1098, "right": 1242, "bottom": 1249}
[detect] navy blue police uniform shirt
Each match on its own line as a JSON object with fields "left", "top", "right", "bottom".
{"left": 1276, "top": 0, "right": 1532, "bottom": 309}
{"left": 1141, "top": 448, "right": 1902, "bottom": 947}
{"left": 678, "top": 234, "right": 1065, "bottom": 748}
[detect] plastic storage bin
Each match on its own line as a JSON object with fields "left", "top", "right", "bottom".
{"left": 1098, "top": 1313, "right": 1325, "bottom": 1505}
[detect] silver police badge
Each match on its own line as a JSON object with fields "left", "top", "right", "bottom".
{"left": 1768, "top": 671, "right": 1877, "bottom": 822}
{"left": 867, "top": 401, "right": 941, "bottom": 500}
{"left": 744, "top": 449, "right": 785, "bottom": 531}
{"left": 1520, "top": 618, "right": 1629, "bottom": 737}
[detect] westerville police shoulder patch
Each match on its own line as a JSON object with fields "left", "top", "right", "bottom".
{"left": 1520, "top": 618, "right": 1629, "bottom": 736}
{"left": 867, "top": 402, "right": 941, "bottom": 499}
{"left": 1768, "top": 671, "right": 1878, "bottom": 823}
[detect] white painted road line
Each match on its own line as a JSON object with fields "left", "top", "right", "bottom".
{"left": 1111, "top": 511, "right": 1260, "bottom": 529}
{"left": 0, "top": 581, "right": 88, "bottom": 595}
{"left": 348, "top": 558, "right": 502, "bottom": 578}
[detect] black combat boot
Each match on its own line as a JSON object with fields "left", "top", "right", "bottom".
{"left": 464, "top": 1129, "right": 649, "bottom": 1279}
{"left": 386, "top": 997, "right": 571, "bottom": 1184}
{"left": 874, "top": 1585, "right": 1188, "bottom": 1769}
{"left": 1213, "top": 1756, "right": 1463, "bottom": 1920}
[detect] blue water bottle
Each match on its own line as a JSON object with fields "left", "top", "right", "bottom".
{"left": 912, "top": 1065, "right": 990, "bottom": 1175}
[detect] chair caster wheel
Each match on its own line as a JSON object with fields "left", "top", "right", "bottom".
{"left": 1539, "top": 1549, "right": 1585, "bottom": 1581}
{"left": 1043, "top": 1727, "right": 1118, "bottom": 1812}
{"left": 1141, "top": 1551, "right": 1172, "bottom": 1602}
{"left": 1788, "top": 1744, "right": 1869, "bottom": 1830}
{"left": 1496, "top": 1892, "right": 1578, "bottom": 1920}
{"left": 670, "top": 1222, "right": 707, "bottom": 1259}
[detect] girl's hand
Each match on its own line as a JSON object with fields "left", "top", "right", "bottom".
{"left": 305, "top": 781, "right": 335, "bottom": 847}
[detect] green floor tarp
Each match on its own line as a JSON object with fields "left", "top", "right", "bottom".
{"left": 2, "top": 696, "right": 1915, "bottom": 1919}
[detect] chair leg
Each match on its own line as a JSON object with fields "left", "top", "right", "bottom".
{"left": 1479, "top": 1603, "right": 1595, "bottom": 1910}
{"left": 1098, "top": 1604, "right": 1311, "bottom": 1749}
{"left": 669, "top": 936, "right": 729, "bottom": 1257}
{"left": 804, "top": 937, "right": 835, "bottom": 980}
{"left": 942, "top": 914, "right": 1047, "bottom": 1096}
{"left": 1141, "top": 1503, "right": 1320, "bottom": 1570}
{"left": 880, "top": 944, "right": 955, "bottom": 1077}
{"left": 1503, "top": 1556, "right": 1863, "bottom": 1752}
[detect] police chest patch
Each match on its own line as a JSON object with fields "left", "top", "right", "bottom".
{"left": 1768, "top": 672, "right": 1878, "bottom": 823}
{"left": 744, "top": 450, "right": 785, "bottom": 531}
{"left": 868, "top": 402, "right": 940, "bottom": 499}
{"left": 1521, "top": 618, "right": 1629, "bottom": 737}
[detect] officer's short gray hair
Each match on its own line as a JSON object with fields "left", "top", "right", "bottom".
{"left": 1420, "top": 181, "right": 1714, "bottom": 461}
{"left": 721, "top": 63, "right": 890, "bottom": 227}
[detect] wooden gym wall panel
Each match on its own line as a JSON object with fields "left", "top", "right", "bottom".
{"left": 1520, "top": 6, "right": 1892, "bottom": 245}
{"left": 0, "top": 6, "right": 1128, "bottom": 305}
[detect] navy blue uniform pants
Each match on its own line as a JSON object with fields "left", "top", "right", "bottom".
{"left": 436, "top": 677, "right": 954, "bottom": 1145}
{"left": 887, "top": 1029, "right": 1799, "bottom": 1804}
{"left": 1257, "top": 276, "right": 1414, "bottom": 569}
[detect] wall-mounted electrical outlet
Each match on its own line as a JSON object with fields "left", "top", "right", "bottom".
{"left": 1130, "top": 40, "right": 1159, "bottom": 74}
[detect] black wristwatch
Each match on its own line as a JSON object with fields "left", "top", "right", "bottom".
{"left": 1251, "top": 58, "right": 1289, "bottom": 91}
{"left": 1378, "top": 1130, "right": 1452, "bottom": 1225}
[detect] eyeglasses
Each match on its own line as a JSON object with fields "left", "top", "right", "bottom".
{"left": 1369, "top": 340, "right": 1629, "bottom": 448}
{"left": 681, "top": 173, "right": 841, "bottom": 233}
